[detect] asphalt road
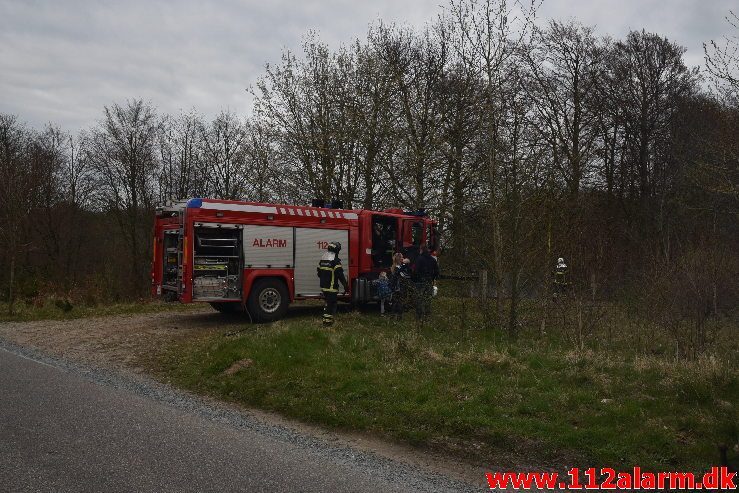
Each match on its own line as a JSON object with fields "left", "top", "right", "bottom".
{"left": 0, "top": 343, "right": 476, "bottom": 493}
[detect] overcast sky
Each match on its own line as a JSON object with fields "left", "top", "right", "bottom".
{"left": 0, "top": 0, "right": 735, "bottom": 132}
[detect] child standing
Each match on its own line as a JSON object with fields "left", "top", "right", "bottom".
{"left": 373, "top": 271, "right": 392, "bottom": 315}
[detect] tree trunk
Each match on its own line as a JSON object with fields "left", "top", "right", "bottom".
{"left": 508, "top": 272, "right": 518, "bottom": 339}
{"left": 8, "top": 254, "right": 15, "bottom": 315}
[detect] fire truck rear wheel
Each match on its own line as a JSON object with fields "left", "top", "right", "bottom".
{"left": 247, "top": 278, "right": 289, "bottom": 322}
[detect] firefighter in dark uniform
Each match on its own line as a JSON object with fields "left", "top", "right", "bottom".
{"left": 317, "top": 241, "right": 349, "bottom": 325}
{"left": 554, "top": 257, "right": 568, "bottom": 296}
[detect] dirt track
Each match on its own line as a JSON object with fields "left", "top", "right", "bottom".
{"left": 0, "top": 307, "right": 228, "bottom": 371}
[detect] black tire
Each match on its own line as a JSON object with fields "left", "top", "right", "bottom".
{"left": 247, "top": 278, "right": 289, "bottom": 322}
{"left": 209, "top": 301, "right": 242, "bottom": 313}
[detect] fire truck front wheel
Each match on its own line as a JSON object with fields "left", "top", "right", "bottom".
{"left": 247, "top": 278, "right": 289, "bottom": 322}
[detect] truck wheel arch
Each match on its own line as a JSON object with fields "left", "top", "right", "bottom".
{"left": 242, "top": 269, "right": 295, "bottom": 302}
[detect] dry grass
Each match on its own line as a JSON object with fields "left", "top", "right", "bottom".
{"left": 159, "top": 298, "right": 738, "bottom": 472}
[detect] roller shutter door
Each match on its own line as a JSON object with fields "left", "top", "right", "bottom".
{"left": 294, "top": 228, "right": 349, "bottom": 296}
{"left": 242, "top": 225, "right": 294, "bottom": 268}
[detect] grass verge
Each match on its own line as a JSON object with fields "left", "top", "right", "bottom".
{"left": 156, "top": 299, "right": 737, "bottom": 472}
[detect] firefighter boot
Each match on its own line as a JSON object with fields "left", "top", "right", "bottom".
{"left": 322, "top": 291, "right": 338, "bottom": 326}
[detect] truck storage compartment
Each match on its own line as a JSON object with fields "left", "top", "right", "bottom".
{"left": 192, "top": 224, "right": 242, "bottom": 300}
{"left": 162, "top": 230, "right": 179, "bottom": 290}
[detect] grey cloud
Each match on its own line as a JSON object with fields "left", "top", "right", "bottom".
{"left": 1, "top": 0, "right": 734, "bottom": 131}
{"left": 539, "top": 0, "right": 736, "bottom": 68}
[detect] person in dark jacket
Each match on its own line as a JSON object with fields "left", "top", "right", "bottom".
{"left": 413, "top": 244, "right": 439, "bottom": 319}
{"left": 391, "top": 258, "right": 413, "bottom": 319}
{"left": 317, "top": 242, "right": 348, "bottom": 325}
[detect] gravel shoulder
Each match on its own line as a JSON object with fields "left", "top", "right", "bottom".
{"left": 0, "top": 307, "right": 491, "bottom": 490}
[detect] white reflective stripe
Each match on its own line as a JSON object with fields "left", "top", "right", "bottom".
{"left": 199, "top": 202, "right": 278, "bottom": 214}
{"left": 319, "top": 211, "right": 326, "bottom": 217}
{"left": 289, "top": 209, "right": 295, "bottom": 215}
{"left": 343, "top": 213, "right": 358, "bottom": 220}
{"left": 194, "top": 222, "right": 241, "bottom": 229}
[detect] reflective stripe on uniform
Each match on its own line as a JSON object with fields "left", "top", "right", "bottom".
{"left": 318, "top": 264, "right": 342, "bottom": 291}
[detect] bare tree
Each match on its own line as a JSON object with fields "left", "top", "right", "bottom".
{"left": 526, "top": 20, "right": 605, "bottom": 201}
{"left": 254, "top": 35, "right": 388, "bottom": 207}
{"left": 499, "top": 65, "right": 547, "bottom": 337}
{"left": 447, "top": 0, "right": 540, "bottom": 326}
{"left": 352, "top": 36, "right": 397, "bottom": 209}
{"left": 0, "top": 115, "right": 42, "bottom": 312}
{"left": 704, "top": 10, "right": 739, "bottom": 100}
{"left": 700, "top": 11, "right": 739, "bottom": 207}
{"left": 373, "top": 24, "right": 448, "bottom": 210}
{"left": 87, "top": 100, "right": 159, "bottom": 295}
{"left": 242, "top": 118, "right": 280, "bottom": 203}
{"left": 198, "top": 110, "right": 247, "bottom": 200}
{"left": 435, "top": 60, "right": 485, "bottom": 255}
{"left": 254, "top": 40, "right": 337, "bottom": 202}
{"left": 62, "top": 131, "right": 95, "bottom": 208}
{"left": 609, "top": 32, "right": 698, "bottom": 205}
{"left": 30, "top": 125, "right": 70, "bottom": 282}
{"left": 158, "top": 111, "right": 206, "bottom": 202}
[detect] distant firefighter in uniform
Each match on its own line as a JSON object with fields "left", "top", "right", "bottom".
{"left": 554, "top": 257, "right": 569, "bottom": 295}
{"left": 317, "top": 241, "right": 349, "bottom": 325}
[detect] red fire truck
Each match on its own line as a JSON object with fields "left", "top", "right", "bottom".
{"left": 151, "top": 198, "right": 438, "bottom": 321}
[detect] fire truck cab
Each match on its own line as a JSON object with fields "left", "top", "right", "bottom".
{"left": 151, "top": 198, "right": 438, "bottom": 322}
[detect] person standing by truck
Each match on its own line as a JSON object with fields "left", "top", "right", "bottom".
{"left": 317, "top": 242, "right": 348, "bottom": 325}
{"left": 391, "top": 258, "right": 414, "bottom": 319}
{"left": 413, "top": 244, "right": 439, "bottom": 319}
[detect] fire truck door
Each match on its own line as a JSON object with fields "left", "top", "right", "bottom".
{"left": 294, "top": 228, "right": 349, "bottom": 296}
{"left": 370, "top": 214, "right": 396, "bottom": 268}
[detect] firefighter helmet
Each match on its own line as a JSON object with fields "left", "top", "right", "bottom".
{"left": 328, "top": 242, "right": 341, "bottom": 253}
{"left": 557, "top": 257, "right": 565, "bottom": 264}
